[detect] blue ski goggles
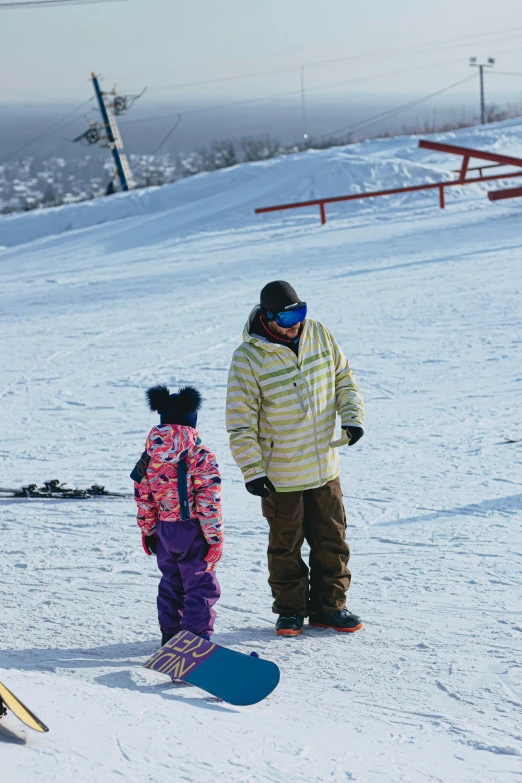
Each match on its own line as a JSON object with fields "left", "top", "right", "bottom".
{"left": 266, "top": 302, "right": 307, "bottom": 328}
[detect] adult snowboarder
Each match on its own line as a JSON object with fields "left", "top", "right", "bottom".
{"left": 226, "top": 281, "right": 364, "bottom": 636}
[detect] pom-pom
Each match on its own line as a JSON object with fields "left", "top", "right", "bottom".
{"left": 146, "top": 385, "right": 171, "bottom": 412}
{"left": 177, "top": 386, "right": 203, "bottom": 413}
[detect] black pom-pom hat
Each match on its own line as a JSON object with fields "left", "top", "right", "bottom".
{"left": 146, "top": 385, "right": 202, "bottom": 428}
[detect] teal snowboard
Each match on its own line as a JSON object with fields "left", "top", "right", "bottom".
{"left": 143, "top": 630, "right": 280, "bottom": 705}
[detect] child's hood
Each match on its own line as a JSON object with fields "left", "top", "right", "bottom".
{"left": 146, "top": 424, "right": 200, "bottom": 464}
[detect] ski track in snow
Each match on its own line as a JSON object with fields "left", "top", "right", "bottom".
{"left": 1, "top": 123, "right": 522, "bottom": 783}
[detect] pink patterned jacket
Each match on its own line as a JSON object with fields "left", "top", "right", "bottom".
{"left": 133, "top": 424, "right": 223, "bottom": 546}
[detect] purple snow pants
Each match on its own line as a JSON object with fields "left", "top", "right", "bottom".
{"left": 155, "top": 518, "right": 220, "bottom": 638}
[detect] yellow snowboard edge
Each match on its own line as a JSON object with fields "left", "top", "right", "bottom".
{"left": 0, "top": 680, "right": 49, "bottom": 733}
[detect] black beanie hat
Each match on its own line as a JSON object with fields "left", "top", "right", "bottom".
{"left": 146, "top": 385, "right": 202, "bottom": 428}
{"left": 260, "top": 281, "right": 301, "bottom": 315}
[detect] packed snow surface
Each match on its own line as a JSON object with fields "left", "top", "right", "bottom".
{"left": 1, "top": 121, "right": 521, "bottom": 783}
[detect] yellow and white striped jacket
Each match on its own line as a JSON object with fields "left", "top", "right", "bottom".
{"left": 226, "top": 311, "right": 364, "bottom": 492}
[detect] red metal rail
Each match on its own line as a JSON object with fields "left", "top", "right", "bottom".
{"left": 452, "top": 162, "right": 507, "bottom": 177}
{"left": 417, "top": 139, "right": 522, "bottom": 172}
{"left": 488, "top": 185, "right": 522, "bottom": 201}
{"left": 255, "top": 139, "right": 522, "bottom": 225}
{"left": 420, "top": 139, "right": 522, "bottom": 204}
{"left": 255, "top": 170, "right": 522, "bottom": 225}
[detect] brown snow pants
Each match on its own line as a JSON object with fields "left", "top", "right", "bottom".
{"left": 261, "top": 477, "right": 351, "bottom": 616}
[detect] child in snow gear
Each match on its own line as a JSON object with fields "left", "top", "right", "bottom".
{"left": 226, "top": 281, "right": 364, "bottom": 636}
{"left": 133, "top": 385, "right": 223, "bottom": 641}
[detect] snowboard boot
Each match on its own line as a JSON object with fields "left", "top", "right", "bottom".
{"left": 275, "top": 615, "right": 304, "bottom": 637}
{"left": 163, "top": 631, "right": 210, "bottom": 646}
{"left": 161, "top": 631, "right": 178, "bottom": 646}
{"left": 169, "top": 633, "right": 210, "bottom": 684}
{"left": 309, "top": 608, "right": 363, "bottom": 633}
{"left": 0, "top": 699, "right": 6, "bottom": 719}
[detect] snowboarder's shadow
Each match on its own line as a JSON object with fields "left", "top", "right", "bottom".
{"left": 0, "top": 640, "right": 159, "bottom": 674}
{"left": 0, "top": 633, "right": 276, "bottom": 716}
{"left": 94, "top": 670, "right": 238, "bottom": 713}
{"left": 0, "top": 631, "right": 278, "bottom": 676}
{"left": 0, "top": 723, "right": 27, "bottom": 745}
{"left": 0, "top": 642, "right": 238, "bottom": 714}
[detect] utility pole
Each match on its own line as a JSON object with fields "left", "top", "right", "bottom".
{"left": 73, "top": 74, "right": 144, "bottom": 193}
{"left": 91, "top": 72, "right": 134, "bottom": 191}
{"left": 469, "top": 57, "right": 495, "bottom": 125}
{"left": 300, "top": 66, "right": 308, "bottom": 143}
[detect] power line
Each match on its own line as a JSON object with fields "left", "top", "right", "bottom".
{"left": 136, "top": 70, "right": 476, "bottom": 156}
{"left": 1, "top": 98, "right": 92, "bottom": 162}
{"left": 145, "top": 68, "right": 510, "bottom": 156}
{"left": 120, "top": 53, "right": 480, "bottom": 130}
{"left": 120, "top": 39, "right": 522, "bottom": 132}
{"left": 491, "top": 70, "right": 522, "bottom": 76}
{"left": 152, "top": 114, "right": 182, "bottom": 155}
{"left": 2, "top": 41, "right": 518, "bottom": 165}
{"left": 310, "top": 74, "right": 478, "bottom": 143}
{"left": 118, "top": 25, "right": 522, "bottom": 92}
{"left": 0, "top": 0, "right": 126, "bottom": 7}
{"left": 43, "top": 139, "right": 77, "bottom": 157}
{"left": 305, "top": 27, "right": 522, "bottom": 73}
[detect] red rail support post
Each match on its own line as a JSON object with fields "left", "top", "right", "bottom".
{"left": 439, "top": 185, "right": 445, "bottom": 209}
{"left": 319, "top": 202, "right": 327, "bottom": 225}
{"left": 459, "top": 156, "right": 470, "bottom": 180}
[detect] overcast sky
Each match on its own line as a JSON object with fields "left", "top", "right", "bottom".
{"left": 1, "top": 0, "right": 522, "bottom": 106}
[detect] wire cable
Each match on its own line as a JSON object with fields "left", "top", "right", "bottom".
{"left": 117, "top": 24, "right": 522, "bottom": 87}
{"left": 40, "top": 137, "right": 80, "bottom": 158}
{"left": 1, "top": 98, "right": 92, "bottom": 162}
{"left": 0, "top": 0, "right": 127, "bottom": 7}
{"left": 151, "top": 114, "right": 182, "bottom": 155}
{"left": 121, "top": 53, "right": 479, "bottom": 129}
{"left": 309, "top": 74, "right": 478, "bottom": 143}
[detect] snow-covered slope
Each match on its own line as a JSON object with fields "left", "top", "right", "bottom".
{"left": 0, "top": 121, "right": 521, "bottom": 783}
{"left": 3, "top": 117, "right": 522, "bottom": 249}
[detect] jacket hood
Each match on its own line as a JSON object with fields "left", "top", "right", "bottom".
{"left": 243, "top": 306, "right": 261, "bottom": 342}
{"left": 146, "top": 424, "right": 200, "bottom": 464}
{"left": 243, "top": 306, "right": 308, "bottom": 350}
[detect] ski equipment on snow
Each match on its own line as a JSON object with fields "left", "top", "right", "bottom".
{"left": 0, "top": 480, "right": 130, "bottom": 500}
{"left": 0, "top": 681, "right": 49, "bottom": 733}
{"left": 143, "top": 630, "right": 280, "bottom": 705}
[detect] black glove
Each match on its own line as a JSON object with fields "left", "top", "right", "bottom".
{"left": 246, "top": 476, "right": 276, "bottom": 497}
{"left": 142, "top": 533, "right": 157, "bottom": 555}
{"left": 343, "top": 425, "right": 364, "bottom": 446}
